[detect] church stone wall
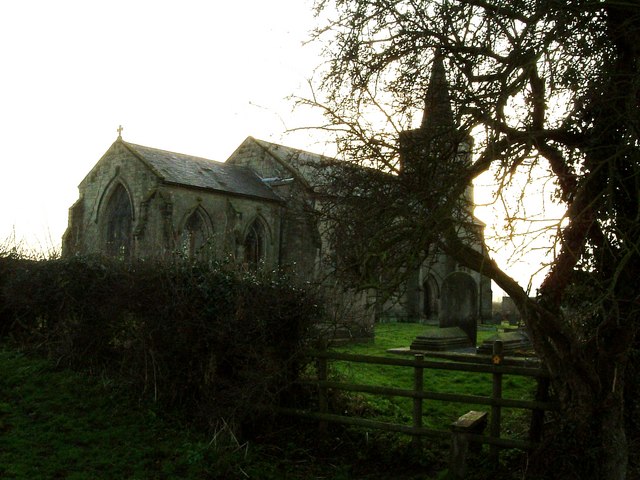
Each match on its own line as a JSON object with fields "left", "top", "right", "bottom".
{"left": 378, "top": 248, "right": 492, "bottom": 324}
{"left": 228, "top": 140, "right": 321, "bottom": 280}
{"left": 63, "top": 142, "right": 282, "bottom": 268}
{"left": 159, "top": 185, "right": 282, "bottom": 268}
{"left": 271, "top": 183, "right": 320, "bottom": 280}
{"left": 64, "top": 142, "right": 161, "bottom": 256}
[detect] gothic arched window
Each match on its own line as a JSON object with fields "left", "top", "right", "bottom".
{"left": 423, "top": 275, "right": 440, "bottom": 319}
{"left": 104, "top": 183, "right": 133, "bottom": 259}
{"left": 181, "top": 210, "right": 208, "bottom": 257}
{"left": 244, "top": 219, "right": 266, "bottom": 268}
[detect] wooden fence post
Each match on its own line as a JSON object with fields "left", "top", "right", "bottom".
{"left": 317, "top": 355, "right": 328, "bottom": 437}
{"left": 529, "top": 375, "right": 550, "bottom": 442}
{"left": 490, "top": 340, "right": 504, "bottom": 463}
{"left": 450, "top": 411, "right": 488, "bottom": 479}
{"left": 412, "top": 354, "right": 424, "bottom": 448}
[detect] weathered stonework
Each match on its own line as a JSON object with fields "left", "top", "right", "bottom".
{"left": 63, "top": 139, "right": 285, "bottom": 270}
{"left": 63, "top": 50, "right": 495, "bottom": 341}
{"left": 63, "top": 133, "right": 493, "bottom": 338}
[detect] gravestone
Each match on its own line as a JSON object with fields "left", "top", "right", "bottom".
{"left": 410, "top": 272, "right": 478, "bottom": 351}
{"left": 476, "top": 330, "right": 533, "bottom": 356}
{"left": 439, "top": 272, "right": 478, "bottom": 346}
{"left": 410, "top": 326, "right": 472, "bottom": 351}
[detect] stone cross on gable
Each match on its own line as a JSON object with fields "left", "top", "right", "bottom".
{"left": 117, "top": 125, "right": 123, "bottom": 138}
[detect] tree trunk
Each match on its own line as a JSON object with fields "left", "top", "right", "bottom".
{"left": 531, "top": 372, "right": 627, "bottom": 479}
{"left": 600, "top": 395, "right": 628, "bottom": 480}
{"left": 527, "top": 316, "right": 630, "bottom": 480}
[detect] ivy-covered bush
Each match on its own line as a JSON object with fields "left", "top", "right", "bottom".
{"left": 0, "top": 255, "right": 321, "bottom": 431}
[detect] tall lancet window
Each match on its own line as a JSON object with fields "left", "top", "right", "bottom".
{"left": 244, "top": 219, "right": 266, "bottom": 269}
{"left": 181, "top": 210, "right": 208, "bottom": 257}
{"left": 104, "top": 183, "right": 133, "bottom": 259}
{"left": 423, "top": 275, "right": 440, "bottom": 320}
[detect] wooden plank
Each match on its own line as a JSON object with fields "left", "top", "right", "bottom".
{"left": 276, "top": 407, "right": 450, "bottom": 439}
{"left": 490, "top": 340, "right": 504, "bottom": 463}
{"left": 464, "top": 432, "right": 534, "bottom": 450}
{"left": 450, "top": 411, "right": 488, "bottom": 479}
{"left": 275, "top": 408, "right": 535, "bottom": 450}
{"left": 317, "top": 356, "right": 328, "bottom": 436}
{"left": 303, "top": 380, "right": 559, "bottom": 411}
{"left": 529, "top": 376, "right": 551, "bottom": 442}
{"left": 387, "top": 347, "right": 544, "bottom": 369}
{"left": 313, "top": 350, "right": 546, "bottom": 377}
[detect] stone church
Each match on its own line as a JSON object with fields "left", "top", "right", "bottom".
{"left": 62, "top": 58, "right": 492, "bottom": 335}
{"left": 62, "top": 135, "right": 323, "bottom": 278}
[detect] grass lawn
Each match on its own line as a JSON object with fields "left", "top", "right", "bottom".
{"left": 331, "top": 323, "right": 537, "bottom": 434}
{"left": 0, "top": 323, "right": 538, "bottom": 479}
{"left": 0, "top": 348, "right": 259, "bottom": 480}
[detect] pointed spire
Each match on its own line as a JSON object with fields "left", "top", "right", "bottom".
{"left": 420, "top": 49, "right": 454, "bottom": 131}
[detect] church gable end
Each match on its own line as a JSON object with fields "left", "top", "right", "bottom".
{"left": 64, "top": 137, "right": 285, "bottom": 267}
{"left": 226, "top": 137, "right": 292, "bottom": 181}
{"left": 227, "top": 137, "right": 331, "bottom": 192}
{"left": 64, "top": 140, "right": 163, "bottom": 257}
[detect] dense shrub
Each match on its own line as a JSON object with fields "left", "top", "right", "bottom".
{"left": 0, "top": 255, "right": 321, "bottom": 432}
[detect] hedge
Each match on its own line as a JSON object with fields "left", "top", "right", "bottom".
{"left": 0, "top": 255, "right": 321, "bottom": 431}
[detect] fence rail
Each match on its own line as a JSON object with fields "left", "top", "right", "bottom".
{"left": 280, "top": 341, "right": 558, "bottom": 454}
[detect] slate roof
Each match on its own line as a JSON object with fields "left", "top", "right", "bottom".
{"left": 122, "top": 141, "right": 282, "bottom": 203}
{"left": 239, "top": 137, "right": 335, "bottom": 189}
{"left": 251, "top": 138, "right": 331, "bottom": 169}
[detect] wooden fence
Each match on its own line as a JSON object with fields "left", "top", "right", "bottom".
{"left": 279, "top": 341, "right": 557, "bottom": 464}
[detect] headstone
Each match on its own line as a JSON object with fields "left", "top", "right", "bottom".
{"left": 410, "top": 326, "right": 472, "bottom": 351}
{"left": 440, "top": 272, "right": 478, "bottom": 346}
{"left": 476, "top": 330, "right": 533, "bottom": 356}
{"left": 409, "top": 272, "right": 478, "bottom": 352}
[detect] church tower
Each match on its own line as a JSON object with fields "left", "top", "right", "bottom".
{"left": 420, "top": 50, "right": 455, "bottom": 132}
{"left": 398, "top": 49, "right": 474, "bottom": 205}
{"left": 395, "top": 50, "right": 492, "bottom": 343}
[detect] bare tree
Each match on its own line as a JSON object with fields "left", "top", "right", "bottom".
{"left": 305, "top": 0, "right": 640, "bottom": 478}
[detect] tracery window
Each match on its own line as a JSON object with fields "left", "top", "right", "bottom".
{"left": 423, "top": 275, "right": 439, "bottom": 319}
{"left": 104, "top": 183, "right": 133, "bottom": 259}
{"left": 244, "top": 219, "right": 266, "bottom": 268}
{"left": 181, "top": 210, "right": 208, "bottom": 257}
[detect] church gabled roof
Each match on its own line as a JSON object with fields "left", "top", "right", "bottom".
{"left": 228, "top": 137, "right": 334, "bottom": 190}
{"left": 122, "top": 141, "right": 282, "bottom": 203}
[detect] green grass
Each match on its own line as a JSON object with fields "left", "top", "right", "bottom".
{"left": 331, "top": 323, "right": 537, "bottom": 434}
{"left": 0, "top": 343, "right": 449, "bottom": 480}
{"left": 0, "top": 348, "right": 261, "bottom": 480}
{"left": 0, "top": 323, "right": 538, "bottom": 479}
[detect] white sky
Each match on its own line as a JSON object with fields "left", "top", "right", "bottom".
{"left": 0, "top": 0, "right": 328, "bottom": 251}
{"left": 0, "top": 0, "right": 552, "bottom": 295}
